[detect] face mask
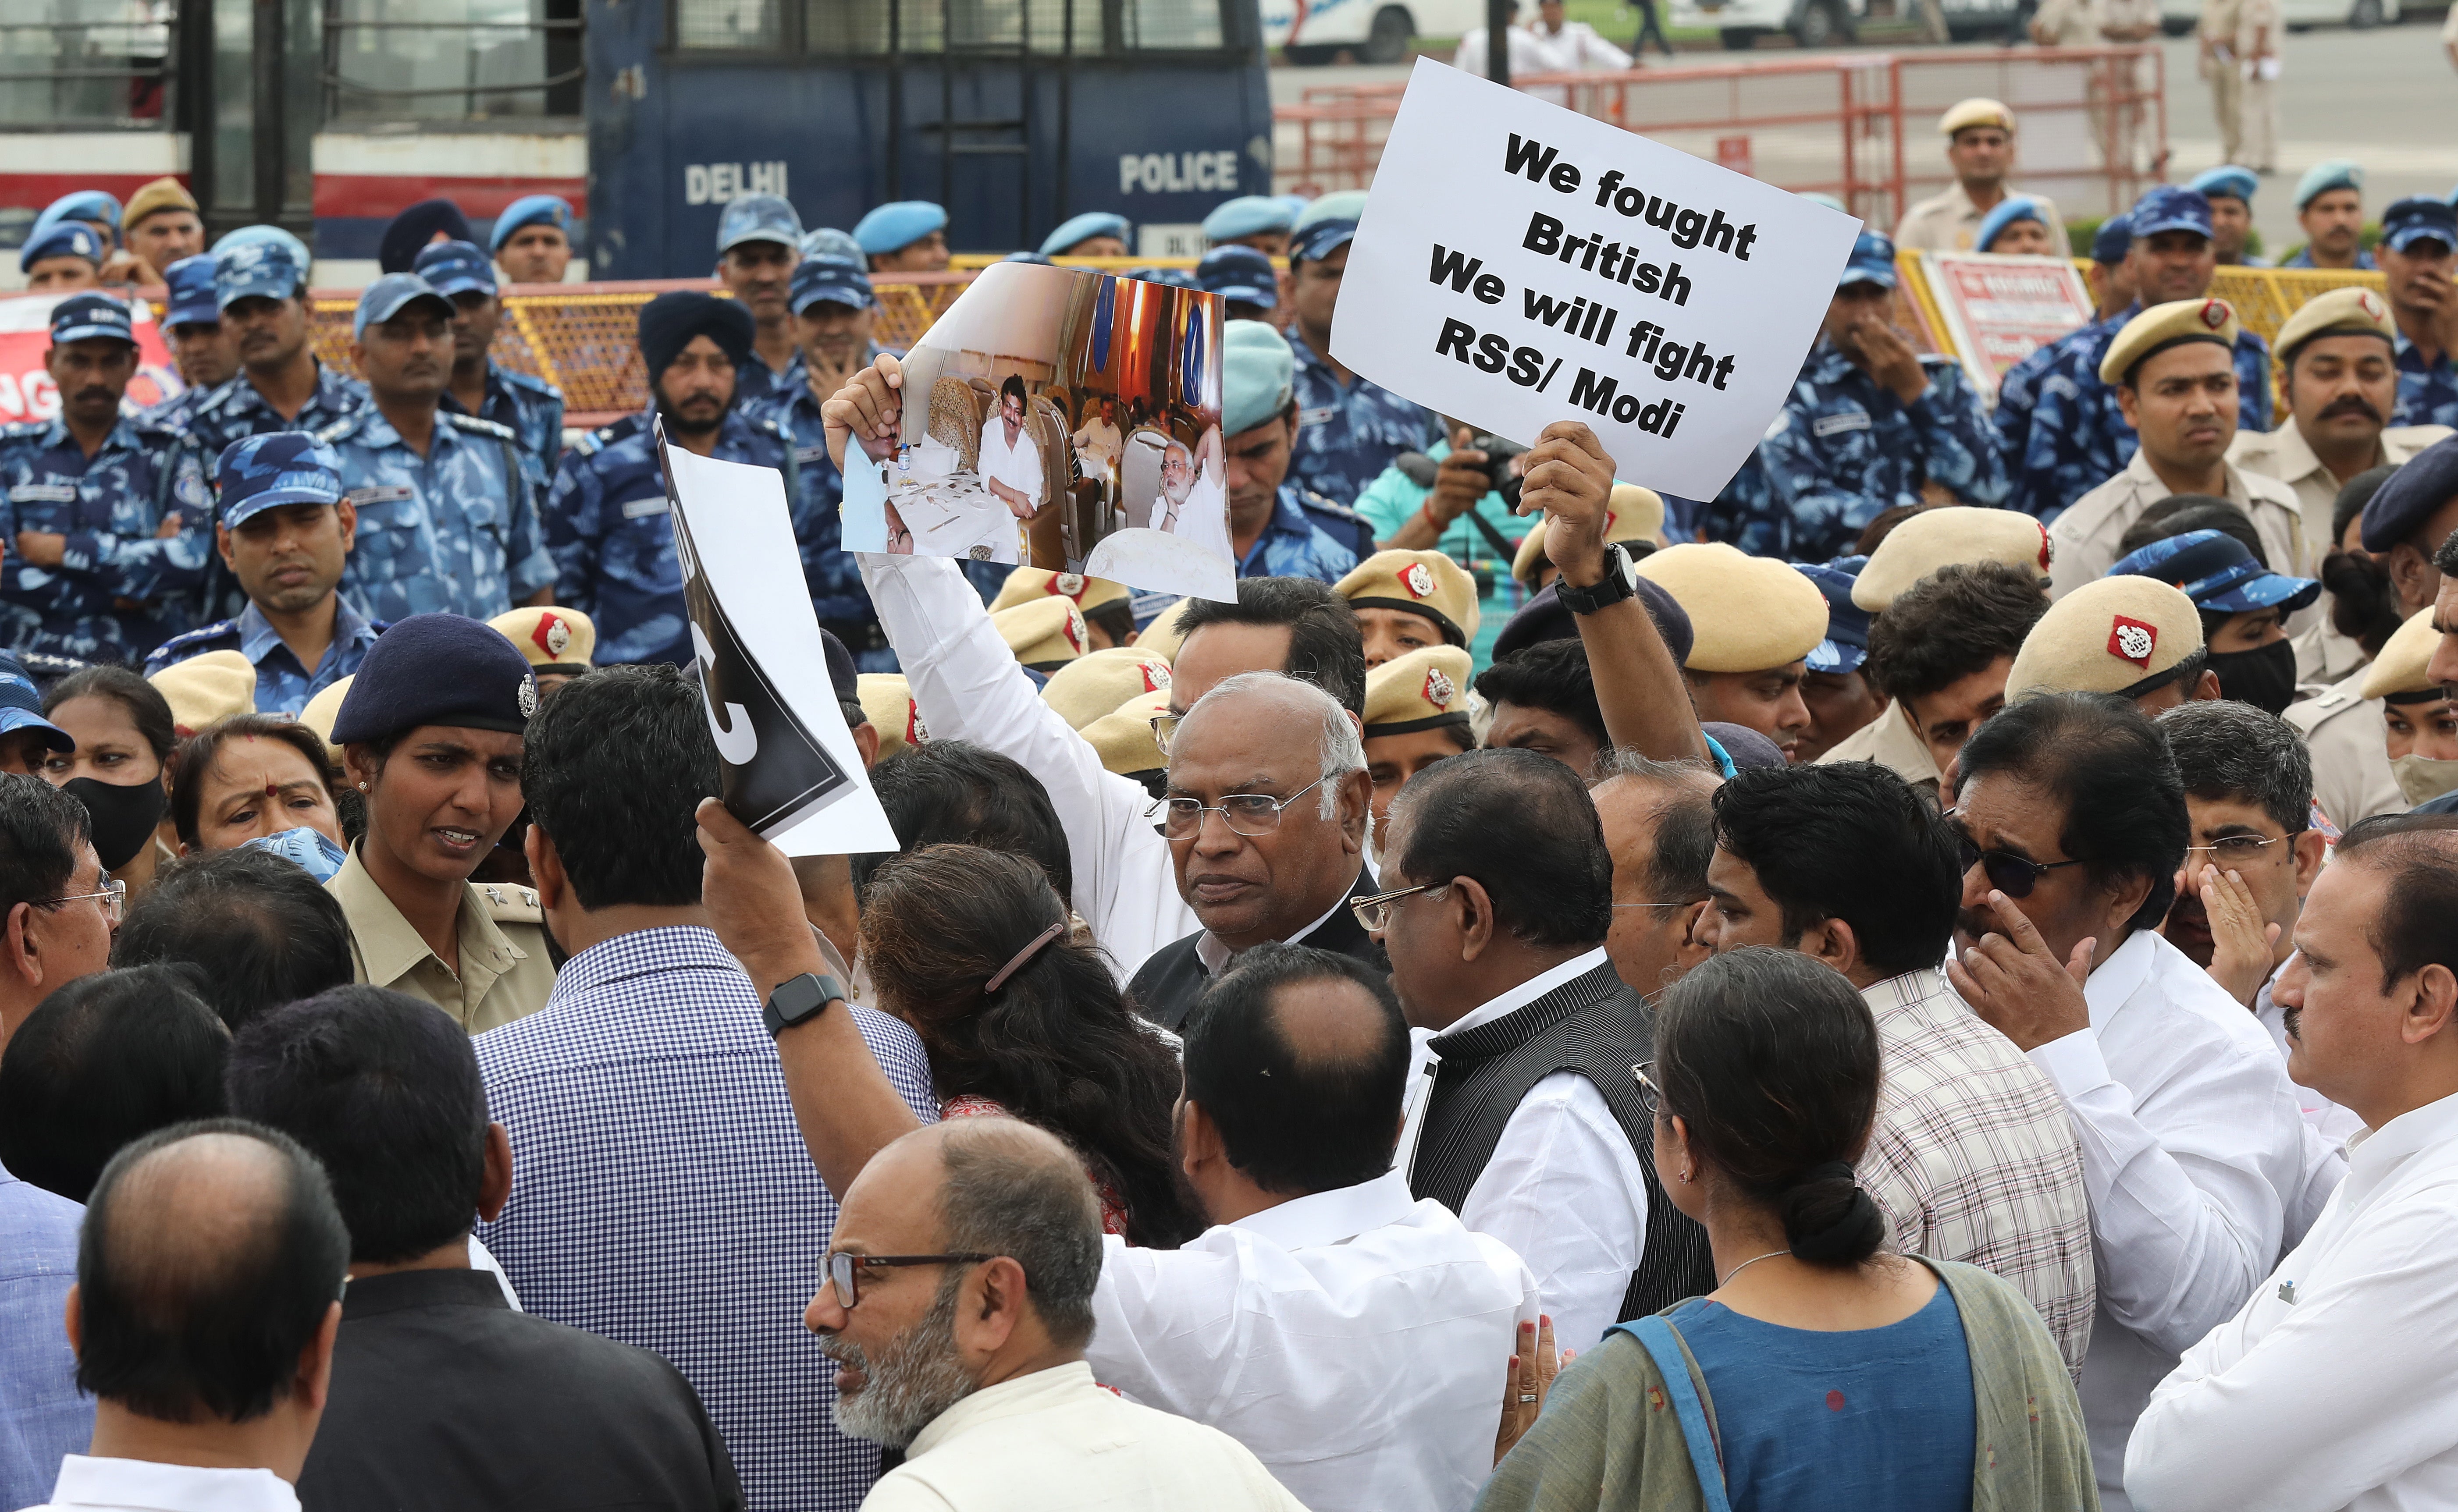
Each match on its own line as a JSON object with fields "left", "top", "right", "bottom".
{"left": 2393, "top": 752, "right": 2458, "bottom": 807}
{"left": 244, "top": 825, "right": 349, "bottom": 883}
{"left": 63, "top": 775, "right": 167, "bottom": 873}
{"left": 2206, "top": 639, "right": 2298, "bottom": 717}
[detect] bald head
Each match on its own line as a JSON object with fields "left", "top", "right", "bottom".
{"left": 77, "top": 1120, "right": 347, "bottom": 1424}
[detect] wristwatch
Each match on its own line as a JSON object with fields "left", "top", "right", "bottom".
{"left": 1555, "top": 542, "right": 1639, "bottom": 616}
{"left": 763, "top": 972, "right": 847, "bottom": 1038}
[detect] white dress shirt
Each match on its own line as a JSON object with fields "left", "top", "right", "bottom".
{"left": 21, "top": 1456, "right": 298, "bottom": 1512}
{"left": 1088, "top": 1169, "right": 1538, "bottom": 1512}
{"left": 2126, "top": 1089, "right": 2458, "bottom": 1512}
{"left": 858, "top": 552, "right": 1198, "bottom": 980}
{"left": 865, "top": 1361, "right": 1305, "bottom": 1512}
{"left": 975, "top": 416, "right": 1043, "bottom": 511}
{"left": 2020, "top": 928, "right": 2337, "bottom": 1510}
{"left": 1071, "top": 416, "right": 1122, "bottom": 471}
{"left": 1397, "top": 948, "right": 1654, "bottom": 1351}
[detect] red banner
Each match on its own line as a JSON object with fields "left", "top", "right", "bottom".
{"left": 0, "top": 290, "right": 185, "bottom": 425}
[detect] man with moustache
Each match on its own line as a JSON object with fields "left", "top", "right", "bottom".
{"left": 180, "top": 239, "right": 367, "bottom": 465}
{"left": 715, "top": 195, "right": 804, "bottom": 411}
{"left": 316, "top": 275, "right": 550, "bottom": 624}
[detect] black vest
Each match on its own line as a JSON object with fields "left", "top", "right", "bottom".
{"left": 1128, "top": 867, "right": 1385, "bottom": 1032}
{"left": 1409, "top": 960, "right": 1716, "bottom": 1320}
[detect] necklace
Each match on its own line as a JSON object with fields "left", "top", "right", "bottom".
{"left": 1717, "top": 1248, "right": 1791, "bottom": 1288}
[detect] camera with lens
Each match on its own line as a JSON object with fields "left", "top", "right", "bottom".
{"left": 1470, "top": 434, "right": 1528, "bottom": 509}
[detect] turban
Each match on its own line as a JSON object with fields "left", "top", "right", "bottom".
{"left": 638, "top": 291, "right": 756, "bottom": 387}
{"left": 379, "top": 198, "right": 476, "bottom": 274}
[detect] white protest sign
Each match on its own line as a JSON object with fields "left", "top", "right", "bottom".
{"left": 661, "top": 433, "right": 900, "bottom": 857}
{"left": 1332, "top": 58, "right": 1861, "bottom": 500}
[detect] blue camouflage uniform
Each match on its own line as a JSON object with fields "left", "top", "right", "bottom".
{"left": 1239, "top": 484, "right": 1361, "bottom": 583}
{"left": 2394, "top": 334, "right": 2458, "bottom": 429}
{"left": 317, "top": 407, "right": 553, "bottom": 623}
{"left": 2282, "top": 247, "right": 2376, "bottom": 270}
{"left": 545, "top": 408, "right": 795, "bottom": 667}
{"left": 1753, "top": 345, "right": 2008, "bottom": 563}
{"left": 1285, "top": 329, "right": 1432, "bottom": 508}
{"left": 1692, "top": 454, "right": 1776, "bottom": 557}
{"left": 0, "top": 415, "right": 213, "bottom": 662}
{"left": 137, "top": 384, "right": 212, "bottom": 438}
{"left": 179, "top": 365, "right": 368, "bottom": 475}
{"left": 136, "top": 252, "right": 224, "bottom": 437}
{"left": 146, "top": 598, "right": 385, "bottom": 718}
{"left": 441, "top": 360, "right": 564, "bottom": 497}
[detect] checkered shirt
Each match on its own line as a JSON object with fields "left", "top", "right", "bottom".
{"left": 473, "top": 926, "right": 938, "bottom": 1512}
{"left": 1858, "top": 967, "right": 2097, "bottom": 1381}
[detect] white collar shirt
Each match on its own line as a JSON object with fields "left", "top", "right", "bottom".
{"left": 2126, "top": 1089, "right": 2458, "bottom": 1512}
{"left": 1395, "top": 947, "right": 1655, "bottom": 1352}
{"left": 24, "top": 1456, "right": 299, "bottom": 1512}
{"left": 2020, "top": 927, "right": 2337, "bottom": 1510}
{"left": 976, "top": 416, "right": 1042, "bottom": 507}
{"left": 1193, "top": 888, "right": 1348, "bottom": 978}
{"left": 1086, "top": 1169, "right": 1538, "bottom": 1512}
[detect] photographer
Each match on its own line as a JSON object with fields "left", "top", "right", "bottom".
{"left": 1355, "top": 417, "right": 1536, "bottom": 666}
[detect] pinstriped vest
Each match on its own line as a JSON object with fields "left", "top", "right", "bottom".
{"left": 1409, "top": 961, "right": 1717, "bottom": 1320}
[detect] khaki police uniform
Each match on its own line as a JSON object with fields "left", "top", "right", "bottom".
{"left": 327, "top": 844, "right": 557, "bottom": 1033}
{"left": 1896, "top": 182, "right": 2074, "bottom": 258}
{"left": 2289, "top": 616, "right": 2371, "bottom": 691}
{"left": 2049, "top": 451, "right": 2306, "bottom": 595}
{"left": 2285, "top": 667, "right": 2403, "bottom": 830}
{"left": 1815, "top": 698, "right": 1944, "bottom": 802}
{"left": 2229, "top": 421, "right": 2453, "bottom": 564}
{"left": 2030, "top": 0, "right": 2095, "bottom": 44}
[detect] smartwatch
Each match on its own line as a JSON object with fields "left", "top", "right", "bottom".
{"left": 1554, "top": 542, "right": 1639, "bottom": 616}
{"left": 763, "top": 972, "right": 847, "bottom": 1038}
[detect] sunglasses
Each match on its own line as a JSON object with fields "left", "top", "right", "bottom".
{"left": 1948, "top": 819, "right": 2084, "bottom": 899}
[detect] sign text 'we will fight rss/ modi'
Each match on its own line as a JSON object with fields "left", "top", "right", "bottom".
{"left": 1331, "top": 59, "right": 1860, "bottom": 501}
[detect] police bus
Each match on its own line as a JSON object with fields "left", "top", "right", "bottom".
{"left": 0, "top": 0, "right": 1271, "bottom": 281}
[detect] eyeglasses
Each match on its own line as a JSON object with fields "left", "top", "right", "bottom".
{"left": 817, "top": 1252, "right": 997, "bottom": 1310}
{"left": 2185, "top": 835, "right": 2291, "bottom": 863}
{"left": 1949, "top": 824, "right": 2084, "bottom": 899}
{"left": 1351, "top": 881, "right": 1447, "bottom": 932}
{"left": 1149, "top": 713, "right": 1181, "bottom": 756}
{"left": 1160, "top": 774, "right": 1327, "bottom": 839}
{"left": 1633, "top": 1061, "right": 1663, "bottom": 1118}
{"left": 40, "top": 878, "right": 125, "bottom": 926}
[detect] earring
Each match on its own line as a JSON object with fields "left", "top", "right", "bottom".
{"left": 1679, "top": 1168, "right": 1693, "bottom": 1185}
{"left": 357, "top": 781, "right": 368, "bottom": 791}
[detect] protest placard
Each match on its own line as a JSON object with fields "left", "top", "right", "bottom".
{"left": 0, "top": 291, "right": 183, "bottom": 423}
{"left": 1917, "top": 250, "right": 2097, "bottom": 404}
{"left": 1330, "top": 58, "right": 1860, "bottom": 501}
{"left": 661, "top": 422, "right": 900, "bottom": 857}
{"left": 838, "top": 261, "right": 1234, "bottom": 603}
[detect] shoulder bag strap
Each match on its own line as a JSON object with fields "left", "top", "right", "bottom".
{"left": 1614, "top": 1315, "right": 1733, "bottom": 1512}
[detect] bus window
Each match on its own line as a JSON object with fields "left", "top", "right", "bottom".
{"left": 0, "top": 0, "right": 171, "bottom": 126}
{"left": 697, "top": 0, "right": 1227, "bottom": 54}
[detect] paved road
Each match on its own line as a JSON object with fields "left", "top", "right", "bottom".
{"left": 1274, "top": 22, "right": 2452, "bottom": 249}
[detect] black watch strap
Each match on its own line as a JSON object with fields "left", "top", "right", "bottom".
{"left": 764, "top": 972, "right": 847, "bottom": 1037}
{"left": 1556, "top": 543, "right": 1638, "bottom": 615}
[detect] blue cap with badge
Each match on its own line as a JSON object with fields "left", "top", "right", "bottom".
{"left": 1040, "top": 212, "right": 1131, "bottom": 257}
{"left": 1794, "top": 560, "right": 1871, "bottom": 674}
{"left": 488, "top": 194, "right": 573, "bottom": 252}
{"left": 1840, "top": 230, "right": 1897, "bottom": 290}
{"left": 1223, "top": 319, "right": 1295, "bottom": 437}
{"left": 2091, "top": 212, "right": 2134, "bottom": 266}
{"left": 854, "top": 201, "right": 948, "bottom": 256}
{"left": 215, "top": 433, "right": 346, "bottom": 529}
{"left": 2128, "top": 185, "right": 2213, "bottom": 241}
{"left": 1976, "top": 195, "right": 2045, "bottom": 252}
{"left": 31, "top": 190, "right": 121, "bottom": 241}
{"left": 214, "top": 237, "right": 307, "bottom": 312}
{"left": 2360, "top": 433, "right": 2458, "bottom": 552}
{"left": 1196, "top": 245, "right": 1279, "bottom": 306}
{"left": 2294, "top": 159, "right": 2363, "bottom": 211}
{"left": 161, "top": 254, "right": 220, "bottom": 329}
{"left": 412, "top": 238, "right": 496, "bottom": 297}
{"left": 2382, "top": 196, "right": 2458, "bottom": 256}
{"left": 2189, "top": 166, "right": 2259, "bottom": 206}
{"left": 19, "top": 222, "right": 105, "bottom": 275}
{"left": 0, "top": 653, "right": 72, "bottom": 756}
{"left": 48, "top": 294, "right": 136, "bottom": 348}
{"left": 2112, "top": 528, "right": 2320, "bottom": 614}
{"left": 790, "top": 255, "right": 873, "bottom": 315}
{"left": 1202, "top": 195, "right": 1295, "bottom": 242}
{"left": 352, "top": 273, "right": 454, "bottom": 340}
{"left": 328, "top": 613, "right": 540, "bottom": 745}
{"left": 717, "top": 192, "right": 803, "bottom": 256}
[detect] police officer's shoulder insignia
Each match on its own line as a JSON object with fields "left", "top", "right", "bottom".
{"left": 445, "top": 413, "right": 519, "bottom": 442}
{"left": 313, "top": 412, "right": 366, "bottom": 445}
{"left": 0, "top": 419, "right": 44, "bottom": 443}
{"left": 1301, "top": 491, "right": 1363, "bottom": 523}
{"left": 501, "top": 367, "right": 563, "bottom": 401}
{"left": 478, "top": 882, "right": 544, "bottom": 926}
{"left": 573, "top": 427, "right": 610, "bottom": 458}
{"left": 144, "top": 619, "right": 241, "bottom": 674}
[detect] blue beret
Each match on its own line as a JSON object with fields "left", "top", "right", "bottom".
{"left": 2382, "top": 196, "right": 2458, "bottom": 255}
{"left": 1841, "top": 230, "right": 1897, "bottom": 290}
{"left": 1197, "top": 245, "right": 1279, "bottom": 306}
{"left": 1975, "top": 195, "right": 2046, "bottom": 252}
{"left": 718, "top": 193, "right": 802, "bottom": 256}
{"left": 1202, "top": 195, "right": 1295, "bottom": 241}
{"left": 1793, "top": 561, "right": 1870, "bottom": 673}
{"left": 34, "top": 190, "right": 121, "bottom": 236}
{"left": 216, "top": 433, "right": 346, "bottom": 528}
{"left": 2113, "top": 528, "right": 2320, "bottom": 614}
{"left": 20, "top": 222, "right": 103, "bottom": 274}
{"left": 2294, "top": 159, "right": 2363, "bottom": 210}
{"left": 161, "top": 253, "right": 219, "bottom": 329}
{"left": 1040, "top": 212, "right": 1131, "bottom": 257}
{"left": 214, "top": 237, "right": 307, "bottom": 312}
{"left": 791, "top": 255, "right": 873, "bottom": 315}
{"left": 2362, "top": 435, "right": 2458, "bottom": 552}
{"left": 0, "top": 653, "right": 71, "bottom": 755}
{"left": 1490, "top": 577, "right": 1694, "bottom": 666}
{"left": 48, "top": 294, "right": 135, "bottom": 348}
{"left": 2129, "top": 185, "right": 2212, "bottom": 241}
{"left": 2189, "top": 166, "right": 2258, "bottom": 206}
{"left": 412, "top": 238, "right": 496, "bottom": 298}
{"left": 1704, "top": 722, "right": 1786, "bottom": 771}
{"left": 802, "top": 227, "right": 864, "bottom": 262}
{"left": 353, "top": 273, "right": 453, "bottom": 341}
{"left": 2091, "top": 213, "right": 2134, "bottom": 265}
{"left": 328, "top": 613, "right": 540, "bottom": 745}
{"left": 488, "top": 194, "right": 573, "bottom": 252}
{"left": 854, "top": 201, "right": 948, "bottom": 256}
{"left": 1223, "top": 319, "right": 1294, "bottom": 436}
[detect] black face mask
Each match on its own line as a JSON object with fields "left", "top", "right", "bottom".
{"left": 2207, "top": 639, "right": 2299, "bottom": 717}
{"left": 64, "top": 776, "right": 167, "bottom": 873}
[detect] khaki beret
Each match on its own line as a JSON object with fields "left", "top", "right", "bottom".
{"left": 1635, "top": 542, "right": 1829, "bottom": 673}
{"left": 298, "top": 675, "right": 351, "bottom": 747}
{"left": 2005, "top": 576, "right": 2204, "bottom": 701}
{"left": 989, "top": 565, "right": 1129, "bottom": 616}
{"left": 992, "top": 596, "right": 1088, "bottom": 671}
{"left": 1939, "top": 98, "right": 2015, "bottom": 136}
{"left": 123, "top": 176, "right": 199, "bottom": 229}
{"left": 2274, "top": 286, "right": 2395, "bottom": 365}
{"left": 1042, "top": 646, "right": 1176, "bottom": 729}
{"left": 1362, "top": 645, "right": 1474, "bottom": 737}
{"left": 1336, "top": 549, "right": 1481, "bottom": 646}
{"left": 1852, "top": 506, "right": 2054, "bottom": 610}
{"left": 857, "top": 673, "right": 927, "bottom": 759}
{"left": 1510, "top": 485, "right": 1668, "bottom": 587}
{"left": 1135, "top": 597, "right": 1199, "bottom": 664}
{"left": 488, "top": 605, "right": 596, "bottom": 674}
{"left": 1081, "top": 689, "right": 1171, "bottom": 779}
{"left": 148, "top": 650, "right": 255, "bottom": 736}
{"left": 2361, "top": 607, "right": 2444, "bottom": 701}
{"left": 2099, "top": 298, "right": 2241, "bottom": 387}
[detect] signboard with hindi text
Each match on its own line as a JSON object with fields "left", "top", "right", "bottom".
{"left": 1918, "top": 250, "right": 2098, "bottom": 405}
{"left": 1328, "top": 57, "right": 1860, "bottom": 501}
